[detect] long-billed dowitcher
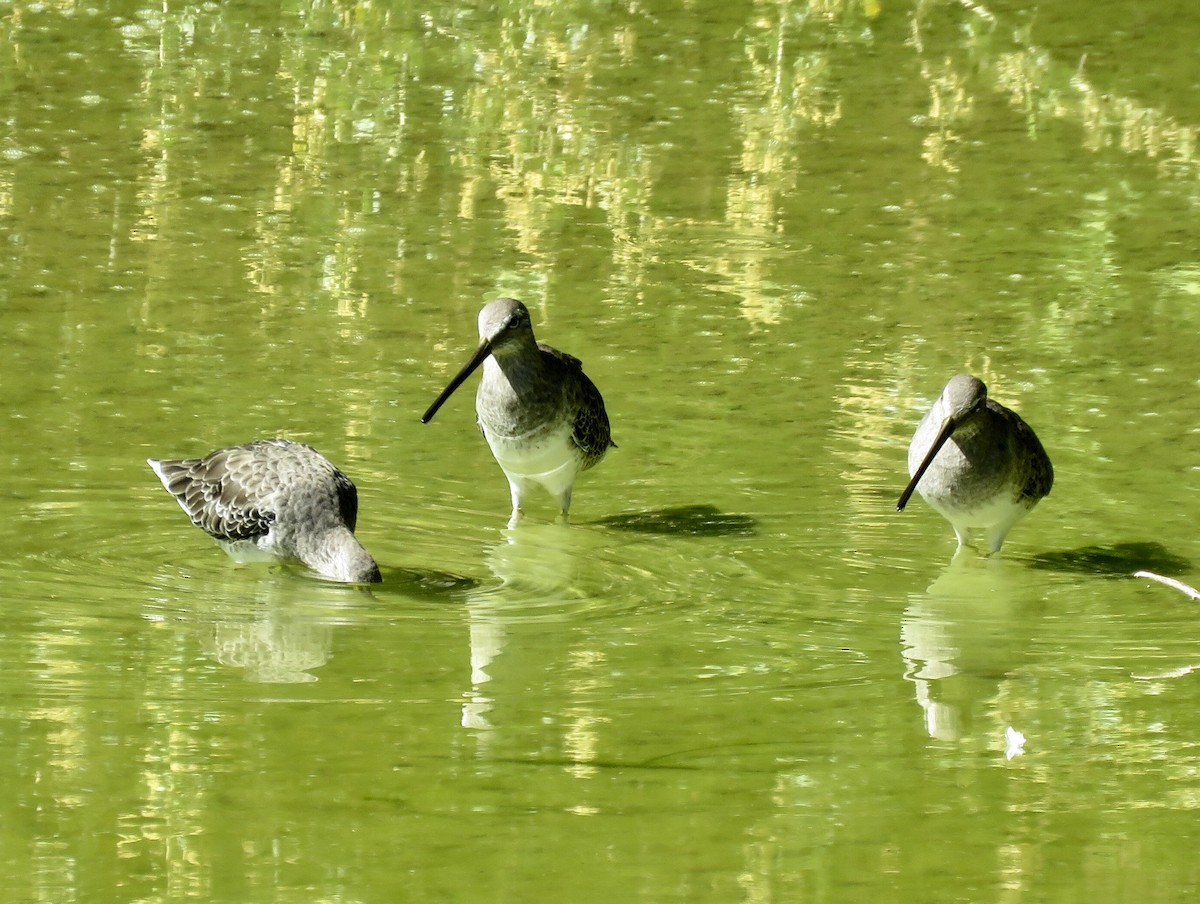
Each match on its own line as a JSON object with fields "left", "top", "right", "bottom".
{"left": 421, "top": 297, "right": 614, "bottom": 524}
{"left": 148, "top": 439, "right": 382, "bottom": 583}
{"left": 897, "top": 374, "right": 1053, "bottom": 554}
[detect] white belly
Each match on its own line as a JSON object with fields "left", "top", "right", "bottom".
{"left": 921, "top": 486, "right": 1026, "bottom": 530}
{"left": 483, "top": 426, "right": 579, "bottom": 496}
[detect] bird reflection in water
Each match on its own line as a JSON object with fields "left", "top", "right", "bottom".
{"left": 900, "top": 555, "right": 1043, "bottom": 747}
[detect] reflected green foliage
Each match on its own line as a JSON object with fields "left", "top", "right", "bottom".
{"left": 5, "top": 0, "right": 1198, "bottom": 337}
{"left": 3, "top": 0, "right": 1200, "bottom": 901}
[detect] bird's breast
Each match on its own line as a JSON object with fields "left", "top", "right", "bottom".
{"left": 476, "top": 361, "right": 570, "bottom": 437}
{"left": 481, "top": 421, "right": 578, "bottom": 479}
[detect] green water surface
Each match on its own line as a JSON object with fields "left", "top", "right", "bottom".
{"left": 2, "top": 0, "right": 1200, "bottom": 901}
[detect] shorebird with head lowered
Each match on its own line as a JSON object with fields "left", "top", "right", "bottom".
{"left": 897, "top": 374, "right": 1053, "bottom": 555}
{"left": 421, "top": 297, "right": 615, "bottom": 525}
{"left": 148, "top": 439, "right": 382, "bottom": 583}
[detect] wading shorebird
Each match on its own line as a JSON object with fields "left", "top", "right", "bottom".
{"left": 148, "top": 439, "right": 382, "bottom": 583}
{"left": 421, "top": 297, "right": 614, "bottom": 525}
{"left": 897, "top": 374, "right": 1053, "bottom": 554}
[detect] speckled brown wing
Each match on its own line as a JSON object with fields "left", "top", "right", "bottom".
{"left": 572, "top": 371, "right": 614, "bottom": 469}
{"left": 991, "top": 401, "right": 1053, "bottom": 502}
{"left": 149, "top": 439, "right": 380, "bottom": 583}
{"left": 151, "top": 441, "right": 279, "bottom": 542}
{"left": 538, "top": 343, "right": 615, "bottom": 468}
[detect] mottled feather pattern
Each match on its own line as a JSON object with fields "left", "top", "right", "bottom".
{"left": 537, "top": 343, "right": 614, "bottom": 465}
{"left": 900, "top": 374, "right": 1052, "bottom": 555}
{"left": 572, "top": 370, "right": 614, "bottom": 466}
{"left": 424, "top": 297, "right": 615, "bottom": 520}
{"left": 992, "top": 399, "right": 1053, "bottom": 502}
{"left": 155, "top": 455, "right": 276, "bottom": 542}
{"left": 148, "top": 439, "right": 381, "bottom": 583}
{"left": 155, "top": 439, "right": 352, "bottom": 543}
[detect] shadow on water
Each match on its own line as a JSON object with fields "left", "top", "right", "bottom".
{"left": 1026, "top": 542, "right": 1192, "bottom": 577}
{"left": 596, "top": 504, "right": 757, "bottom": 537}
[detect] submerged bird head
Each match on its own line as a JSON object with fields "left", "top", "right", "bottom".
{"left": 421, "top": 298, "right": 537, "bottom": 424}
{"left": 301, "top": 529, "right": 382, "bottom": 583}
{"left": 896, "top": 373, "right": 988, "bottom": 511}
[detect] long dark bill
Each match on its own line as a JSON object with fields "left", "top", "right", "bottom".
{"left": 421, "top": 339, "right": 493, "bottom": 423}
{"left": 896, "top": 417, "right": 957, "bottom": 511}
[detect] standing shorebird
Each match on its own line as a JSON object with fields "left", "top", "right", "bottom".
{"left": 421, "top": 297, "right": 614, "bottom": 524}
{"left": 897, "top": 374, "right": 1053, "bottom": 554}
{"left": 148, "top": 439, "right": 382, "bottom": 583}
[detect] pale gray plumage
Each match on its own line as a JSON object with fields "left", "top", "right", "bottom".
{"left": 898, "top": 374, "right": 1053, "bottom": 554}
{"left": 148, "top": 439, "right": 381, "bottom": 583}
{"left": 422, "top": 298, "right": 614, "bottom": 522}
